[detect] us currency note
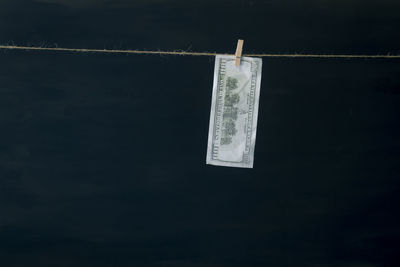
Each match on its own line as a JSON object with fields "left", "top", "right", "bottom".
{"left": 206, "top": 55, "right": 262, "bottom": 168}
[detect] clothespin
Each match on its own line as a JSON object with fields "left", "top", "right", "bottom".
{"left": 235, "top": 39, "right": 244, "bottom": 66}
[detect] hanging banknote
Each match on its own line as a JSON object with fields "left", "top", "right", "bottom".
{"left": 206, "top": 55, "right": 262, "bottom": 168}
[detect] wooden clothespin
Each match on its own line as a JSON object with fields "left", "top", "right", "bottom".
{"left": 235, "top": 39, "right": 244, "bottom": 66}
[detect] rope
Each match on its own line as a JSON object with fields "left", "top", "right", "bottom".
{"left": 1, "top": 45, "right": 399, "bottom": 59}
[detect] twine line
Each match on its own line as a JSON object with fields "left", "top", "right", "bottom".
{"left": 0, "top": 45, "right": 399, "bottom": 59}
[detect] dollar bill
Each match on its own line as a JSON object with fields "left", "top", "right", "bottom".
{"left": 206, "top": 55, "right": 262, "bottom": 168}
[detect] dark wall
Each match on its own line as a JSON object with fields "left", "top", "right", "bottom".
{"left": 0, "top": 0, "right": 399, "bottom": 266}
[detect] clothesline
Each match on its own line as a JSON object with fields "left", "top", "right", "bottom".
{"left": 1, "top": 45, "right": 399, "bottom": 59}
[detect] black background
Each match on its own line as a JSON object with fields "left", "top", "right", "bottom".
{"left": 1, "top": 0, "right": 400, "bottom": 266}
